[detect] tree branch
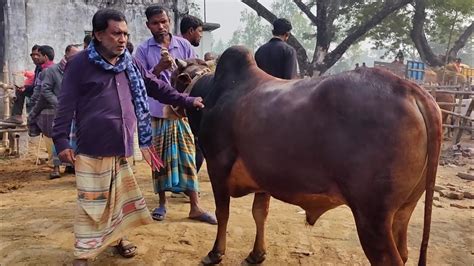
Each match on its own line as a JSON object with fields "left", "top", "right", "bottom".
{"left": 293, "top": 0, "right": 317, "bottom": 25}
{"left": 322, "top": 0, "right": 413, "bottom": 73}
{"left": 448, "top": 22, "right": 474, "bottom": 59}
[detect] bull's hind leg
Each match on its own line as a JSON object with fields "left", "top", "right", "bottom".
{"left": 392, "top": 201, "right": 418, "bottom": 264}
{"left": 353, "top": 209, "right": 404, "bottom": 266}
{"left": 245, "top": 193, "right": 271, "bottom": 264}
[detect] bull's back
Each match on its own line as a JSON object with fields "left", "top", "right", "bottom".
{"left": 233, "top": 69, "right": 430, "bottom": 201}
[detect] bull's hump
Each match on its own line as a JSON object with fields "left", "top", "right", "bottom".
{"left": 215, "top": 46, "right": 256, "bottom": 79}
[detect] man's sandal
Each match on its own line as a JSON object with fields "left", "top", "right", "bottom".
{"left": 114, "top": 239, "right": 137, "bottom": 258}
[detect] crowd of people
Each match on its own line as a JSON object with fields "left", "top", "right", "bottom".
{"left": 2, "top": 4, "right": 299, "bottom": 265}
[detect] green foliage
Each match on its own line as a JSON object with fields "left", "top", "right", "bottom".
{"left": 270, "top": 0, "right": 315, "bottom": 57}
{"left": 226, "top": 9, "right": 271, "bottom": 52}
{"left": 188, "top": 0, "right": 203, "bottom": 19}
{"left": 212, "top": 38, "right": 227, "bottom": 54}
{"left": 367, "top": 0, "right": 473, "bottom": 60}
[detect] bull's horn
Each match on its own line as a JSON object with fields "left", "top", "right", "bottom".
{"left": 175, "top": 59, "right": 188, "bottom": 69}
{"left": 205, "top": 60, "right": 216, "bottom": 67}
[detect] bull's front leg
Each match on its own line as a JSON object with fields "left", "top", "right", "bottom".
{"left": 245, "top": 192, "right": 271, "bottom": 264}
{"left": 202, "top": 162, "right": 232, "bottom": 265}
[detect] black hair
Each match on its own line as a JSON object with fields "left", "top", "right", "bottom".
{"left": 65, "top": 44, "right": 80, "bottom": 54}
{"left": 92, "top": 8, "right": 127, "bottom": 38}
{"left": 31, "top": 44, "right": 40, "bottom": 51}
{"left": 38, "top": 45, "right": 55, "bottom": 60}
{"left": 126, "top": 41, "right": 134, "bottom": 54}
{"left": 145, "top": 5, "right": 170, "bottom": 21}
{"left": 83, "top": 34, "right": 92, "bottom": 45}
{"left": 272, "top": 18, "right": 292, "bottom": 36}
{"left": 180, "top": 15, "right": 203, "bottom": 35}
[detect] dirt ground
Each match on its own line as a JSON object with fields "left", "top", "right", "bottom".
{"left": 0, "top": 138, "right": 473, "bottom": 266}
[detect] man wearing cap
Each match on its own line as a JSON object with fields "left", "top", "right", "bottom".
{"left": 255, "top": 18, "right": 298, "bottom": 79}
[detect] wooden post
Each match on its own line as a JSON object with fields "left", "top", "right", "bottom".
{"left": 454, "top": 98, "right": 473, "bottom": 144}
{"left": 2, "top": 61, "right": 10, "bottom": 150}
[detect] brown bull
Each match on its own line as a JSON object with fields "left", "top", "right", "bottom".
{"left": 177, "top": 46, "right": 442, "bottom": 265}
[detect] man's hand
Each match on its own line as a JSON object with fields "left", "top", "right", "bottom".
{"left": 153, "top": 56, "right": 173, "bottom": 76}
{"left": 193, "top": 97, "right": 205, "bottom": 109}
{"left": 58, "top": 149, "right": 76, "bottom": 165}
{"left": 141, "top": 146, "right": 163, "bottom": 171}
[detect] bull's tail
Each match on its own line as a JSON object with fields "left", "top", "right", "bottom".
{"left": 414, "top": 86, "right": 443, "bottom": 266}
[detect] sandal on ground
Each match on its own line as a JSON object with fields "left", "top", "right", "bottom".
{"left": 114, "top": 239, "right": 137, "bottom": 258}
{"left": 151, "top": 206, "right": 167, "bottom": 221}
{"left": 49, "top": 171, "right": 61, "bottom": 179}
{"left": 189, "top": 212, "right": 217, "bottom": 225}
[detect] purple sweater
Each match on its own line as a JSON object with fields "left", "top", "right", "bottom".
{"left": 52, "top": 51, "right": 195, "bottom": 157}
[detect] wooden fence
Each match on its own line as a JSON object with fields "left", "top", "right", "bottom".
{"left": 423, "top": 84, "right": 473, "bottom": 144}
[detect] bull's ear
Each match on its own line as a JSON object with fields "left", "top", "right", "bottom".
{"left": 176, "top": 59, "right": 188, "bottom": 70}
{"left": 177, "top": 73, "right": 192, "bottom": 84}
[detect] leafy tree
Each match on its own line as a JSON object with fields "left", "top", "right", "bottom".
{"left": 368, "top": 0, "right": 473, "bottom": 66}
{"left": 213, "top": 38, "right": 227, "bottom": 54}
{"left": 242, "top": 0, "right": 413, "bottom": 76}
{"left": 226, "top": 9, "right": 271, "bottom": 53}
{"left": 410, "top": 0, "right": 473, "bottom": 66}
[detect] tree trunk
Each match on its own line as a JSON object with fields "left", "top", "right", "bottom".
{"left": 320, "top": 0, "right": 412, "bottom": 74}
{"left": 410, "top": 0, "right": 443, "bottom": 66}
{"left": 244, "top": 0, "right": 412, "bottom": 76}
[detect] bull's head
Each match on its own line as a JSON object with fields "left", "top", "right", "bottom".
{"left": 165, "top": 58, "right": 215, "bottom": 120}
{"left": 171, "top": 58, "right": 214, "bottom": 93}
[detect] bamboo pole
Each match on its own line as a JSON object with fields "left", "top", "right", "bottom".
{"left": 440, "top": 109, "right": 473, "bottom": 121}
{"left": 2, "top": 62, "right": 10, "bottom": 150}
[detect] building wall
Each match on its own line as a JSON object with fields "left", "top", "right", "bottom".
{"left": 1, "top": 0, "right": 188, "bottom": 117}
{"left": 3, "top": 0, "right": 188, "bottom": 74}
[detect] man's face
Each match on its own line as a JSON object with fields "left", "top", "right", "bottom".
{"left": 30, "top": 49, "right": 42, "bottom": 65}
{"left": 146, "top": 12, "right": 171, "bottom": 42}
{"left": 188, "top": 26, "right": 203, "bottom": 47}
{"left": 65, "top": 46, "right": 81, "bottom": 61}
{"left": 94, "top": 20, "right": 128, "bottom": 58}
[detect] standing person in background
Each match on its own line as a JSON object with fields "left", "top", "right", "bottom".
{"left": 28, "top": 45, "right": 55, "bottom": 137}
{"left": 29, "top": 44, "right": 81, "bottom": 179}
{"left": 135, "top": 4, "right": 216, "bottom": 225}
{"left": 2, "top": 45, "right": 43, "bottom": 125}
{"left": 180, "top": 14, "right": 203, "bottom": 47}
{"left": 28, "top": 45, "right": 55, "bottom": 115}
{"left": 180, "top": 14, "right": 206, "bottom": 173}
{"left": 255, "top": 18, "right": 298, "bottom": 79}
{"left": 52, "top": 9, "right": 203, "bottom": 265}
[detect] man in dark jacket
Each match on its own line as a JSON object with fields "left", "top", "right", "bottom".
{"left": 254, "top": 18, "right": 298, "bottom": 79}
{"left": 29, "top": 44, "right": 81, "bottom": 179}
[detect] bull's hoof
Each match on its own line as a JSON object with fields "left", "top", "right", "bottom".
{"left": 244, "top": 251, "right": 266, "bottom": 265}
{"left": 202, "top": 251, "right": 223, "bottom": 265}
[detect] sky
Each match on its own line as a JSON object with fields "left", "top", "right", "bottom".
{"left": 193, "top": 0, "right": 274, "bottom": 43}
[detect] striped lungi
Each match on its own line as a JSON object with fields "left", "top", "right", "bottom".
{"left": 151, "top": 117, "right": 199, "bottom": 193}
{"left": 74, "top": 154, "right": 152, "bottom": 259}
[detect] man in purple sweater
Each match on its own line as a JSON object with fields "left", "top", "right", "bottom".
{"left": 52, "top": 9, "right": 203, "bottom": 266}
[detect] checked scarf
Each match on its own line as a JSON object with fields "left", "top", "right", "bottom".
{"left": 86, "top": 43, "right": 152, "bottom": 148}
{"left": 86, "top": 43, "right": 163, "bottom": 170}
